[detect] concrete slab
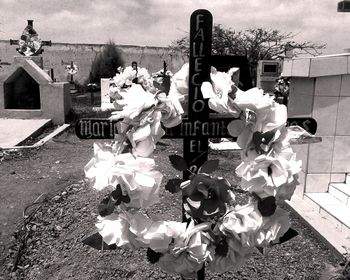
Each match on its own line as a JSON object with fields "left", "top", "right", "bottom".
{"left": 285, "top": 195, "right": 349, "bottom": 258}
{"left": 329, "top": 183, "right": 350, "bottom": 205}
{"left": 305, "top": 192, "right": 350, "bottom": 229}
{"left": 0, "top": 118, "right": 51, "bottom": 148}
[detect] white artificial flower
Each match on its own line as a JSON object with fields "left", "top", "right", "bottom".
{"left": 219, "top": 203, "right": 263, "bottom": 246}
{"left": 236, "top": 153, "right": 301, "bottom": 200}
{"left": 96, "top": 213, "right": 131, "bottom": 246}
{"left": 110, "top": 84, "right": 157, "bottom": 120}
{"left": 207, "top": 237, "right": 250, "bottom": 273}
{"left": 129, "top": 213, "right": 187, "bottom": 252}
{"left": 158, "top": 221, "right": 213, "bottom": 279}
{"left": 254, "top": 208, "right": 291, "bottom": 246}
{"left": 84, "top": 143, "right": 163, "bottom": 208}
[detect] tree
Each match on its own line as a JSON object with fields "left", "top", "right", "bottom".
{"left": 169, "top": 25, "right": 326, "bottom": 85}
{"left": 90, "top": 40, "right": 124, "bottom": 84}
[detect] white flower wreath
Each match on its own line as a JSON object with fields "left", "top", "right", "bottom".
{"left": 84, "top": 63, "right": 312, "bottom": 279}
{"left": 65, "top": 64, "right": 79, "bottom": 75}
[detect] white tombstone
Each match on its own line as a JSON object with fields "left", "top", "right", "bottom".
{"left": 100, "top": 78, "right": 115, "bottom": 111}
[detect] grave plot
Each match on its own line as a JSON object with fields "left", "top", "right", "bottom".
{"left": 0, "top": 56, "right": 71, "bottom": 125}
{"left": 74, "top": 9, "right": 328, "bottom": 280}
{"left": 0, "top": 19, "right": 71, "bottom": 125}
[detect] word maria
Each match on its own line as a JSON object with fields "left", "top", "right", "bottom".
{"left": 75, "top": 119, "right": 119, "bottom": 139}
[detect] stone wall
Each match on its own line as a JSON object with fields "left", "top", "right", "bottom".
{"left": 0, "top": 40, "right": 186, "bottom": 85}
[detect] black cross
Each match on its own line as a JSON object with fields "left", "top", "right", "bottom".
{"left": 76, "top": 10, "right": 237, "bottom": 280}
{"left": 75, "top": 9, "right": 317, "bottom": 280}
{"left": 162, "top": 10, "right": 236, "bottom": 179}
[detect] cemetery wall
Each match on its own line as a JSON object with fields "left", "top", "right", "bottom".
{"left": 0, "top": 40, "right": 186, "bottom": 85}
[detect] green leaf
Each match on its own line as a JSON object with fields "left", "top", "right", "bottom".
{"left": 165, "top": 178, "right": 183, "bottom": 193}
{"left": 121, "top": 194, "right": 131, "bottom": 203}
{"left": 110, "top": 185, "right": 130, "bottom": 205}
{"left": 82, "top": 232, "right": 116, "bottom": 250}
{"left": 169, "top": 155, "right": 188, "bottom": 171}
{"left": 256, "top": 246, "right": 265, "bottom": 255}
{"left": 147, "top": 248, "right": 163, "bottom": 264}
{"left": 97, "top": 196, "right": 115, "bottom": 217}
{"left": 198, "top": 160, "right": 219, "bottom": 174}
{"left": 274, "top": 228, "right": 298, "bottom": 244}
{"left": 110, "top": 185, "right": 123, "bottom": 201}
{"left": 215, "top": 239, "right": 228, "bottom": 257}
{"left": 257, "top": 196, "right": 277, "bottom": 217}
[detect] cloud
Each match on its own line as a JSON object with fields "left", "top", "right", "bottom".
{"left": 0, "top": 0, "right": 349, "bottom": 53}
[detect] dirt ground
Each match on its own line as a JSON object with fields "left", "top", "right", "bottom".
{"left": 0, "top": 127, "right": 95, "bottom": 250}
{"left": 0, "top": 106, "right": 342, "bottom": 279}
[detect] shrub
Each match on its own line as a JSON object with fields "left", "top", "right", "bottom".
{"left": 89, "top": 40, "right": 124, "bottom": 84}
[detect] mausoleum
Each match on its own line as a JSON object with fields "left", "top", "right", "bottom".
{"left": 0, "top": 56, "right": 71, "bottom": 124}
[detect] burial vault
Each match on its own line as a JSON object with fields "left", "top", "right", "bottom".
{"left": 0, "top": 56, "right": 71, "bottom": 124}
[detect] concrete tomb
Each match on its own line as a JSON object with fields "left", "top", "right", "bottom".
{"left": 0, "top": 56, "right": 71, "bottom": 124}
{"left": 283, "top": 53, "right": 350, "bottom": 255}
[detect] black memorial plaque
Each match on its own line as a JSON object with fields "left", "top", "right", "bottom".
{"left": 75, "top": 118, "right": 119, "bottom": 139}
{"left": 286, "top": 117, "right": 317, "bottom": 135}
{"left": 75, "top": 117, "right": 317, "bottom": 139}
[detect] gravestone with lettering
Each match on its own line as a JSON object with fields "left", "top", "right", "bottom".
{"left": 100, "top": 78, "right": 115, "bottom": 110}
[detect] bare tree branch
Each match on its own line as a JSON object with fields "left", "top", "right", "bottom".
{"left": 168, "top": 25, "right": 326, "bottom": 84}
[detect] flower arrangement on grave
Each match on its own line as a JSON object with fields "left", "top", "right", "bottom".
{"left": 83, "top": 63, "right": 313, "bottom": 279}
{"left": 65, "top": 64, "right": 79, "bottom": 76}
{"left": 109, "top": 65, "right": 154, "bottom": 101}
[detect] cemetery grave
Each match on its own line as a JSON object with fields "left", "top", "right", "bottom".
{"left": 0, "top": 8, "right": 349, "bottom": 280}
{"left": 0, "top": 20, "right": 72, "bottom": 149}
{"left": 0, "top": 136, "right": 341, "bottom": 280}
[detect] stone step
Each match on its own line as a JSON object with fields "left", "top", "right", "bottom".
{"left": 285, "top": 195, "right": 350, "bottom": 257}
{"left": 304, "top": 192, "right": 350, "bottom": 231}
{"left": 328, "top": 183, "right": 350, "bottom": 207}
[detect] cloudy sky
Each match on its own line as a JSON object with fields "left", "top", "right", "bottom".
{"left": 0, "top": 0, "right": 349, "bottom": 54}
